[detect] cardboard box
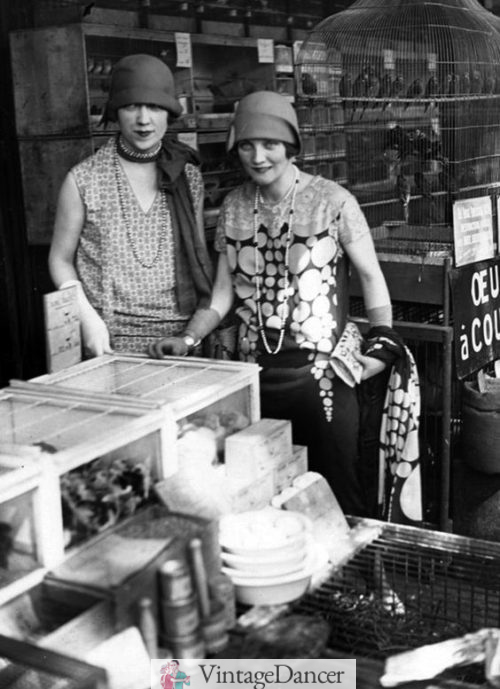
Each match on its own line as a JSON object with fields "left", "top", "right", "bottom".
{"left": 225, "top": 418, "right": 293, "bottom": 483}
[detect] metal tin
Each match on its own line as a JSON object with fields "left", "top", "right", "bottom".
{"left": 161, "top": 594, "right": 200, "bottom": 637}
{"left": 160, "top": 559, "right": 193, "bottom": 601}
{"left": 209, "top": 572, "right": 237, "bottom": 629}
{"left": 162, "top": 630, "right": 206, "bottom": 659}
{"left": 201, "top": 600, "right": 229, "bottom": 654}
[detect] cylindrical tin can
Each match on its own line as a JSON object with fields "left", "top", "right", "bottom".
{"left": 161, "top": 594, "right": 200, "bottom": 638}
{"left": 162, "top": 630, "right": 206, "bottom": 659}
{"left": 209, "top": 572, "right": 236, "bottom": 630}
{"left": 160, "top": 559, "right": 193, "bottom": 601}
{"left": 201, "top": 600, "right": 229, "bottom": 655}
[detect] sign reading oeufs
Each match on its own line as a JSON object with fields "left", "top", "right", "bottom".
{"left": 450, "top": 257, "right": 500, "bottom": 379}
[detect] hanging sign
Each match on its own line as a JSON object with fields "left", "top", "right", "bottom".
{"left": 257, "top": 38, "right": 274, "bottom": 63}
{"left": 175, "top": 32, "right": 192, "bottom": 68}
{"left": 452, "top": 196, "right": 494, "bottom": 267}
{"left": 43, "top": 285, "right": 81, "bottom": 373}
{"left": 449, "top": 256, "right": 500, "bottom": 379}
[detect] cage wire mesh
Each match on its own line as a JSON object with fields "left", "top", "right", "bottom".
{"left": 294, "top": 519, "right": 500, "bottom": 682}
{"left": 295, "top": 0, "right": 500, "bottom": 232}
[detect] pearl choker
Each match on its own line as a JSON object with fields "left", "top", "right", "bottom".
{"left": 253, "top": 165, "right": 300, "bottom": 355}
{"left": 116, "top": 135, "right": 162, "bottom": 163}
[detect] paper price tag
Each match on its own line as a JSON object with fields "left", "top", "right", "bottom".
{"left": 258, "top": 38, "right": 274, "bottom": 63}
{"left": 43, "top": 285, "right": 81, "bottom": 372}
{"left": 175, "top": 32, "right": 192, "bottom": 68}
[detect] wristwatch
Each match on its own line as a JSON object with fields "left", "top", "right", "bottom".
{"left": 182, "top": 334, "right": 197, "bottom": 352}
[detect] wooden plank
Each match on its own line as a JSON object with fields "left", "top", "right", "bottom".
{"left": 10, "top": 25, "right": 88, "bottom": 137}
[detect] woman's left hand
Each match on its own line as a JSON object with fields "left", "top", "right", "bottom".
{"left": 354, "top": 352, "right": 387, "bottom": 380}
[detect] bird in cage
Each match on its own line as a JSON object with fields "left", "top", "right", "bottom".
{"left": 396, "top": 171, "right": 411, "bottom": 224}
{"left": 414, "top": 170, "right": 438, "bottom": 222}
{"left": 366, "top": 66, "right": 380, "bottom": 99}
{"left": 444, "top": 72, "right": 460, "bottom": 97}
{"left": 339, "top": 71, "right": 353, "bottom": 111}
{"left": 377, "top": 71, "right": 393, "bottom": 107}
{"left": 438, "top": 159, "right": 459, "bottom": 194}
{"left": 471, "top": 69, "right": 483, "bottom": 95}
{"left": 423, "top": 74, "right": 439, "bottom": 112}
{"left": 483, "top": 71, "right": 496, "bottom": 95}
{"left": 390, "top": 74, "right": 405, "bottom": 99}
{"left": 384, "top": 125, "right": 412, "bottom": 161}
{"left": 301, "top": 72, "right": 318, "bottom": 96}
{"left": 404, "top": 77, "right": 425, "bottom": 110}
{"left": 461, "top": 70, "right": 471, "bottom": 96}
{"left": 351, "top": 65, "right": 370, "bottom": 118}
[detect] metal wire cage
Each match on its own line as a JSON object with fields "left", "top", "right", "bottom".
{"left": 294, "top": 0, "right": 500, "bottom": 230}
{"left": 294, "top": 518, "right": 500, "bottom": 682}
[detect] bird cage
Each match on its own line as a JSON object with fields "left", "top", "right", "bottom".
{"left": 295, "top": 0, "right": 500, "bottom": 233}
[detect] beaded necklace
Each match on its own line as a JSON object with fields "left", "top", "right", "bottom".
{"left": 253, "top": 165, "right": 299, "bottom": 355}
{"left": 113, "top": 143, "right": 166, "bottom": 269}
{"left": 117, "top": 134, "right": 162, "bottom": 163}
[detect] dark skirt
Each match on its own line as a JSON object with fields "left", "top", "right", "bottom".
{"left": 258, "top": 352, "right": 367, "bottom": 517}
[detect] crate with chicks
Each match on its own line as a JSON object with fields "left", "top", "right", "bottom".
{"left": 31, "top": 354, "right": 261, "bottom": 468}
{"left": 0, "top": 382, "right": 171, "bottom": 572}
{"left": 30, "top": 355, "right": 310, "bottom": 514}
{"left": 30, "top": 356, "right": 309, "bottom": 519}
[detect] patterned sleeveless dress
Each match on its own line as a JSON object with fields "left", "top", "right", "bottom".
{"left": 72, "top": 137, "right": 203, "bottom": 354}
{"left": 214, "top": 174, "right": 371, "bottom": 516}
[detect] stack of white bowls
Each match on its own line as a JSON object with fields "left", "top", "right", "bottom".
{"left": 219, "top": 507, "right": 326, "bottom": 605}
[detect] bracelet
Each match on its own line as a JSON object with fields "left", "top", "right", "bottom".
{"left": 59, "top": 279, "right": 81, "bottom": 290}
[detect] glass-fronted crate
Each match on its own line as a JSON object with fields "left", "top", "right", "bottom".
{"left": 30, "top": 355, "right": 261, "bottom": 464}
{"left": 0, "top": 454, "right": 60, "bottom": 605}
{"left": 0, "top": 384, "right": 170, "bottom": 564}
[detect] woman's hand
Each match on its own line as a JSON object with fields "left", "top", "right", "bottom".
{"left": 149, "top": 337, "right": 189, "bottom": 359}
{"left": 355, "top": 352, "right": 387, "bottom": 380}
{"left": 80, "top": 305, "right": 113, "bottom": 357}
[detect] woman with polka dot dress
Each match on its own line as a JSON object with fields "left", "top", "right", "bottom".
{"left": 151, "top": 91, "right": 399, "bottom": 518}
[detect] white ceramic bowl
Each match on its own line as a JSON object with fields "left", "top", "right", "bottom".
{"left": 227, "top": 543, "right": 329, "bottom": 606}
{"left": 221, "top": 547, "right": 307, "bottom": 577}
{"left": 219, "top": 508, "right": 311, "bottom": 557}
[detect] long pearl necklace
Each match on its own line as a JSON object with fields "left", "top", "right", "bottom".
{"left": 253, "top": 165, "right": 299, "bottom": 355}
{"left": 113, "top": 145, "right": 166, "bottom": 269}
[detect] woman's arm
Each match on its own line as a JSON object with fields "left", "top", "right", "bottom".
{"left": 345, "top": 232, "right": 392, "bottom": 379}
{"left": 49, "top": 172, "right": 85, "bottom": 287}
{"left": 148, "top": 252, "right": 234, "bottom": 358}
{"left": 49, "top": 172, "right": 112, "bottom": 356}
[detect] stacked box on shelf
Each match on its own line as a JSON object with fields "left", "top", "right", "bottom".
{"left": 224, "top": 418, "right": 309, "bottom": 497}
{"left": 0, "top": 382, "right": 170, "bottom": 574}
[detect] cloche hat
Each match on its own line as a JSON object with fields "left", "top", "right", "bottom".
{"left": 107, "top": 54, "right": 182, "bottom": 119}
{"left": 226, "top": 90, "right": 301, "bottom": 154}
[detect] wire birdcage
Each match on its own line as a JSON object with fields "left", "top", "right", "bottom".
{"left": 295, "top": 0, "right": 500, "bottom": 231}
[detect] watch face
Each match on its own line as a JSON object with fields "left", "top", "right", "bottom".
{"left": 184, "top": 335, "right": 195, "bottom": 347}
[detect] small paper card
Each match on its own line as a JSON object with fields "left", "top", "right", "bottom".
{"left": 330, "top": 321, "right": 364, "bottom": 387}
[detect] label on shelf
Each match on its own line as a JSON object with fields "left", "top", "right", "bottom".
{"left": 175, "top": 32, "right": 193, "bottom": 68}
{"left": 257, "top": 38, "right": 275, "bottom": 63}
